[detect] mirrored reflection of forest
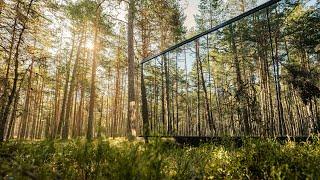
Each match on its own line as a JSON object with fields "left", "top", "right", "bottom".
{"left": 143, "top": 1, "right": 320, "bottom": 137}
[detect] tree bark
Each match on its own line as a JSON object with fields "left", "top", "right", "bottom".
{"left": 127, "top": 0, "right": 136, "bottom": 139}
{"left": 87, "top": 10, "right": 100, "bottom": 140}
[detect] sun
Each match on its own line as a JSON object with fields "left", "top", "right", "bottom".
{"left": 85, "top": 40, "right": 94, "bottom": 50}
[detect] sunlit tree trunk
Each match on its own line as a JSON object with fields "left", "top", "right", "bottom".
{"left": 127, "top": 0, "right": 136, "bottom": 139}
{"left": 97, "top": 96, "right": 103, "bottom": 138}
{"left": 35, "top": 78, "right": 44, "bottom": 139}
{"left": 72, "top": 84, "right": 79, "bottom": 138}
{"left": 77, "top": 81, "right": 85, "bottom": 137}
{"left": 87, "top": 9, "right": 100, "bottom": 140}
{"left": 62, "top": 30, "right": 85, "bottom": 139}
{"left": 30, "top": 73, "right": 41, "bottom": 139}
{"left": 106, "top": 67, "right": 111, "bottom": 137}
{"left": 53, "top": 52, "right": 61, "bottom": 138}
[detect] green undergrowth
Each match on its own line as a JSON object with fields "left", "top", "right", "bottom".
{"left": 1, "top": 137, "right": 320, "bottom": 179}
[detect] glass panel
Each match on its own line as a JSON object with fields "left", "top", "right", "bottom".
{"left": 141, "top": 0, "right": 320, "bottom": 137}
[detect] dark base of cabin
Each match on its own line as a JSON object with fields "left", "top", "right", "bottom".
{"left": 141, "top": 136, "right": 316, "bottom": 146}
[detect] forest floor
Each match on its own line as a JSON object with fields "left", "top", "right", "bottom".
{"left": 1, "top": 137, "right": 320, "bottom": 179}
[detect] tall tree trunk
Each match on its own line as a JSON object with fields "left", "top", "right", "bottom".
{"left": 112, "top": 37, "right": 121, "bottom": 137}
{"left": 140, "top": 10, "right": 150, "bottom": 140}
{"left": 45, "top": 96, "right": 53, "bottom": 139}
{"left": 163, "top": 55, "right": 172, "bottom": 135}
{"left": 57, "top": 35, "right": 75, "bottom": 138}
{"left": 87, "top": 11, "right": 100, "bottom": 140}
{"left": 53, "top": 44, "right": 62, "bottom": 138}
{"left": 196, "top": 44, "right": 201, "bottom": 136}
{"left": 5, "top": 87, "right": 20, "bottom": 140}
{"left": 5, "top": 67, "right": 28, "bottom": 140}
{"left": 175, "top": 53, "right": 179, "bottom": 134}
{"left": 35, "top": 77, "right": 44, "bottom": 139}
{"left": 30, "top": 74, "right": 40, "bottom": 139}
{"left": 97, "top": 96, "right": 103, "bottom": 138}
{"left": 161, "top": 58, "right": 166, "bottom": 134}
{"left": 57, "top": 38, "right": 74, "bottom": 138}
{"left": 127, "top": 0, "right": 136, "bottom": 139}
{"left": 141, "top": 65, "right": 149, "bottom": 142}
{"left": 62, "top": 31, "right": 85, "bottom": 139}
{"left": 72, "top": 85, "right": 79, "bottom": 138}
{"left": 183, "top": 48, "right": 191, "bottom": 135}
{"left": 77, "top": 82, "right": 84, "bottom": 137}
{"left": 267, "top": 8, "right": 286, "bottom": 136}
{"left": 106, "top": 67, "right": 111, "bottom": 137}
{"left": 196, "top": 40, "right": 215, "bottom": 134}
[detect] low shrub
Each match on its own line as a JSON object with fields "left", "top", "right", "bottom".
{"left": 1, "top": 138, "right": 320, "bottom": 179}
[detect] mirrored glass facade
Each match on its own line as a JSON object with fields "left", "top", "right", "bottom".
{"left": 141, "top": 0, "right": 320, "bottom": 137}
